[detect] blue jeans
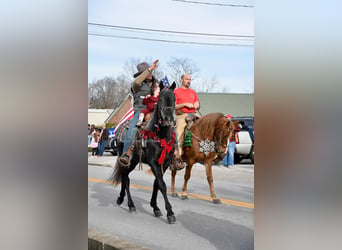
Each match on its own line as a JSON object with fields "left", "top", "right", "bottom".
{"left": 123, "top": 111, "right": 140, "bottom": 153}
{"left": 98, "top": 140, "right": 107, "bottom": 156}
{"left": 88, "top": 135, "right": 92, "bottom": 146}
{"left": 223, "top": 142, "right": 235, "bottom": 166}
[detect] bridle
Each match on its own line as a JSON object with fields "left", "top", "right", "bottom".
{"left": 156, "top": 91, "right": 175, "bottom": 127}
{"left": 214, "top": 127, "right": 234, "bottom": 154}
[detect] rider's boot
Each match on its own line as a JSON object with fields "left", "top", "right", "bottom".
{"left": 170, "top": 149, "right": 186, "bottom": 171}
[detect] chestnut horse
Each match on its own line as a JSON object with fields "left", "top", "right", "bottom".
{"left": 170, "top": 112, "right": 239, "bottom": 204}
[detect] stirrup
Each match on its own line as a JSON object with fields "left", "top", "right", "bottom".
{"left": 170, "top": 157, "right": 186, "bottom": 171}
{"left": 119, "top": 153, "right": 130, "bottom": 167}
{"left": 185, "top": 116, "right": 193, "bottom": 123}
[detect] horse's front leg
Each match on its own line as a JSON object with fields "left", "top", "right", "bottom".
{"left": 151, "top": 164, "right": 176, "bottom": 224}
{"left": 205, "top": 161, "right": 221, "bottom": 204}
{"left": 180, "top": 163, "right": 193, "bottom": 200}
{"left": 150, "top": 178, "right": 162, "bottom": 217}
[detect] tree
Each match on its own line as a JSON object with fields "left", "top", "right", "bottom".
{"left": 192, "top": 75, "right": 219, "bottom": 93}
{"left": 88, "top": 76, "right": 130, "bottom": 109}
{"left": 166, "top": 57, "right": 200, "bottom": 86}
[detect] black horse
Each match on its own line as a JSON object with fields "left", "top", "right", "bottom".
{"left": 109, "top": 82, "right": 177, "bottom": 224}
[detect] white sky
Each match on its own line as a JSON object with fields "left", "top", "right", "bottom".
{"left": 88, "top": 0, "right": 254, "bottom": 93}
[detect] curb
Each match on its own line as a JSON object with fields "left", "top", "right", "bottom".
{"left": 88, "top": 228, "right": 150, "bottom": 250}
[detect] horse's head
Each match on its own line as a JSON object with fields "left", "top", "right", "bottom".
{"left": 215, "top": 116, "right": 240, "bottom": 154}
{"left": 156, "top": 82, "right": 176, "bottom": 127}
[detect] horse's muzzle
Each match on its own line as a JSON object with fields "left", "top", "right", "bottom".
{"left": 163, "top": 120, "right": 174, "bottom": 127}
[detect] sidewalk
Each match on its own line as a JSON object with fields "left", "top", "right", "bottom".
{"left": 88, "top": 152, "right": 254, "bottom": 186}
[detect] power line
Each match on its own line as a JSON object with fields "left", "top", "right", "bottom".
{"left": 88, "top": 22, "right": 254, "bottom": 38}
{"left": 88, "top": 32, "right": 253, "bottom": 47}
{"left": 101, "top": 26, "right": 254, "bottom": 41}
{"left": 171, "top": 0, "right": 254, "bottom": 8}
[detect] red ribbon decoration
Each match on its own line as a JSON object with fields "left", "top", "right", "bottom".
{"left": 141, "top": 130, "right": 156, "bottom": 139}
{"left": 158, "top": 139, "right": 173, "bottom": 165}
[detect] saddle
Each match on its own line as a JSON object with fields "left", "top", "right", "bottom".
{"left": 182, "top": 114, "right": 200, "bottom": 150}
{"left": 185, "top": 113, "right": 200, "bottom": 129}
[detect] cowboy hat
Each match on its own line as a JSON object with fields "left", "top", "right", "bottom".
{"left": 133, "top": 62, "right": 150, "bottom": 78}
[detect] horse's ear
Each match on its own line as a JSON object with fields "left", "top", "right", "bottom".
{"left": 233, "top": 120, "right": 240, "bottom": 128}
{"left": 170, "top": 81, "right": 176, "bottom": 90}
{"left": 159, "top": 81, "right": 164, "bottom": 90}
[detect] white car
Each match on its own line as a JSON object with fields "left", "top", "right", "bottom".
{"left": 232, "top": 116, "right": 254, "bottom": 164}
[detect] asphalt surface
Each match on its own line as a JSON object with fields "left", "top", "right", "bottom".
{"left": 88, "top": 152, "right": 254, "bottom": 249}
{"left": 88, "top": 152, "right": 254, "bottom": 186}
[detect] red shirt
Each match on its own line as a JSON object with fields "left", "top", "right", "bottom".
{"left": 230, "top": 128, "right": 241, "bottom": 142}
{"left": 174, "top": 87, "right": 199, "bottom": 113}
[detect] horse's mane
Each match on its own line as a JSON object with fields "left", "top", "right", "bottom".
{"left": 145, "top": 88, "right": 174, "bottom": 131}
{"left": 193, "top": 112, "right": 225, "bottom": 138}
{"left": 145, "top": 104, "right": 158, "bottom": 131}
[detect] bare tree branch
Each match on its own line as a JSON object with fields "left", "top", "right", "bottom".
{"left": 166, "top": 57, "right": 200, "bottom": 87}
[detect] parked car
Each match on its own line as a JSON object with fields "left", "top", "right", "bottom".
{"left": 232, "top": 116, "right": 254, "bottom": 164}
{"left": 104, "top": 127, "right": 118, "bottom": 156}
{"left": 105, "top": 134, "right": 118, "bottom": 156}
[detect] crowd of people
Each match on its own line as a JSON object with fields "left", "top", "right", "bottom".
{"left": 88, "top": 123, "right": 109, "bottom": 158}
{"left": 89, "top": 60, "right": 238, "bottom": 168}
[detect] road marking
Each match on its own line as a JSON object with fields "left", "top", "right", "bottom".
{"left": 88, "top": 177, "right": 254, "bottom": 209}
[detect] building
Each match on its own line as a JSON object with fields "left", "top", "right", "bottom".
{"left": 88, "top": 109, "right": 114, "bottom": 126}
{"left": 104, "top": 93, "right": 133, "bottom": 125}
{"left": 197, "top": 93, "right": 254, "bottom": 117}
{"left": 90, "top": 92, "right": 254, "bottom": 126}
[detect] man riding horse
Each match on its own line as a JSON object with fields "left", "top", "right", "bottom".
{"left": 174, "top": 74, "right": 201, "bottom": 160}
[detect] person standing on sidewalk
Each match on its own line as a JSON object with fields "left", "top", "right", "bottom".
{"left": 222, "top": 114, "right": 240, "bottom": 168}
{"left": 97, "top": 124, "right": 108, "bottom": 157}
{"left": 90, "top": 128, "right": 100, "bottom": 157}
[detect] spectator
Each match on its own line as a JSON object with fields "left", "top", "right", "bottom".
{"left": 90, "top": 128, "right": 100, "bottom": 157}
{"left": 88, "top": 124, "right": 94, "bottom": 146}
{"left": 97, "top": 124, "right": 109, "bottom": 156}
{"left": 222, "top": 114, "right": 240, "bottom": 168}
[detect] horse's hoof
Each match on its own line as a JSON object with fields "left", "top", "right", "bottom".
{"left": 180, "top": 195, "right": 188, "bottom": 200}
{"left": 116, "top": 197, "right": 124, "bottom": 205}
{"left": 154, "top": 210, "right": 162, "bottom": 217}
{"left": 129, "top": 207, "right": 137, "bottom": 213}
{"left": 213, "top": 198, "right": 222, "bottom": 204}
{"left": 167, "top": 215, "right": 176, "bottom": 224}
{"left": 171, "top": 192, "right": 178, "bottom": 197}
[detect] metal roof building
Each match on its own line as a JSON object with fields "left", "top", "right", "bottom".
{"left": 89, "top": 92, "right": 254, "bottom": 126}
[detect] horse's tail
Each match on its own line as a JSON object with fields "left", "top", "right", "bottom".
{"left": 108, "top": 158, "right": 122, "bottom": 186}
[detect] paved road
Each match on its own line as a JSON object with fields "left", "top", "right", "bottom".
{"left": 88, "top": 156, "right": 254, "bottom": 250}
